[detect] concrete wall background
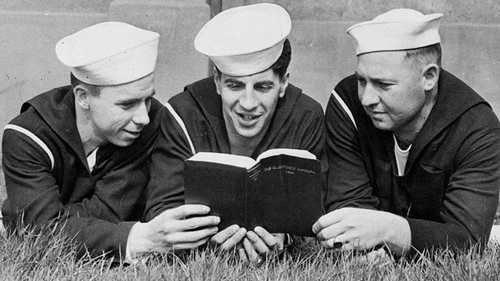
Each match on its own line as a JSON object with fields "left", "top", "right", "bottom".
{"left": 0, "top": 0, "right": 499, "bottom": 168}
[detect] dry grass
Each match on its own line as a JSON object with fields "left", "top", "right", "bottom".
{"left": 1, "top": 228, "right": 500, "bottom": 280}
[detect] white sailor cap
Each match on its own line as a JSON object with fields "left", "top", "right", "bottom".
{"left": 347, "top": 9, "right": 443, "bottom": 55}
{"left": 56, "top": 21, "right": 159, "bottom": 86}
{"left": 194, "top": 3, "right": 291, "bottom": 76}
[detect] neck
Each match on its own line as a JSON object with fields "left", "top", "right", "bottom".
{"left": 394, "top": 87, "right": 438, "bottom": 150}
{"left": 228, "top": 133, "right": 263, "bottom": 157}
{"left": 75, "top": 106, "right": 103, "bottom": 156}
{"left": 393, "top": 133, "right": 413, "bottom": 150}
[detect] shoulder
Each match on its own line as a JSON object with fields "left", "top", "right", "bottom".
{"left": 168, "top": 77, "right": 221, "bottom": 120}
{"left": 332, "top": 74, "right": 358, "bottom": 104}
{"left": 169, "top": 77, "right": 217, "bottom": 108}
{"left": 286, "top": 83, "right": 323, "bottom": 114}
{"left": 439, "top": 70, "right": 499, "bottom": 129}
{"left": 21, "top": 86, "right": 72, "bottom": 113}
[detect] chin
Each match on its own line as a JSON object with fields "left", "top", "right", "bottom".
{"left": 372, "top": 121, "right": 394, "bottom": 132}
{"left": 111, "top": 139, "right": 136, "bottom": 147}
{"left": 236, "top": 129, "right": 261, "bottom": 139}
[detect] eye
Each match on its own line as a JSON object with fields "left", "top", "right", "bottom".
{"left": 226, "top": 83, "right": 243, "bottom": 91}
{"left": 377, "top": 81, "right": 393, "bottom": 90}
{"left": 118, "top": 101, "right": 138, "bottom": 110}
{"left": 355, "top": 76, "right": 366, "bottom": 86}
{"left": 255, "top": 83, "right": 274, "bottom": 93}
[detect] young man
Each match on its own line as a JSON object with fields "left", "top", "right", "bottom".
{"left": 1, "top": 22, "right": 218, "bottom": 262}
{"left": 313, "top": 9, "right": 500, "bottom": 258}
{"left": 141, "top": 3, "right": 326, "bottom": 263}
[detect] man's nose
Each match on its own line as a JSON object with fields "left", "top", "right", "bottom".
{"left": 359, "top": 83, "right": 380, "bottom": 108}
{"left": 132, "top": 101, "right": 150, "bottom": 126}
{"left": 239, "top": 87, "right": 258, "bottom": 110}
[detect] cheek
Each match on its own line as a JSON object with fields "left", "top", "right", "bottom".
{"left": 220, "top": 96, "right": 237, "bottom": 112}
{"left": 261, "top": 92, "right": 280, "bottom": 110}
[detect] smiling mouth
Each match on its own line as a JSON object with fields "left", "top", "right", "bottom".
{"left": 125, "top": 130, "right": 142, "bottom": 137}
{"left": 237, "top": 113, "right": 260, "bottom": 122}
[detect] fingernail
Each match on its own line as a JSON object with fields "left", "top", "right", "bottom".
{"left": 254, "top": 227, "right": 262, "bottom": 235}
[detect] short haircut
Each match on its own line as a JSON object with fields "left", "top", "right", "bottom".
{"left": 70, "top": 73, "right": 101, "bottom": 96}
{"left": 404, "top": 43, "right": 442, "bottom": 70}
{"left": 215, "top": 38, "right": 292, "bottom": 80}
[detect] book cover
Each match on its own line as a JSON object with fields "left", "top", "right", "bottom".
{"left": 184, "top": 149, "right": 324, "bottom": 236}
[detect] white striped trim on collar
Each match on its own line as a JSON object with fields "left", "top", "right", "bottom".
{"left": 164, "top": 102, "right": 196, "bottom": 155}
{"left": 331, "top": 90, "right": 357, "bottom": 130}
{"left": 4, "top": 124, "right": 55, "bottom": 171}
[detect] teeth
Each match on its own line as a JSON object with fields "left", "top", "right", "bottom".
{"left": 239, "top": 114, "right": 256, "bottom": 121}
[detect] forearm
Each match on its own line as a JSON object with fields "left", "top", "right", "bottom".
{"left": 63, "top": 217, "right": 135, "bottom": 260}
{"left": 324, "top": 93, "right": 379, "bottom": 211}
{"left": 407, "top": 218, "right": 471, "bottom": 255}
{"left": 143, "top": 108, "right": 195, "bottom": 221}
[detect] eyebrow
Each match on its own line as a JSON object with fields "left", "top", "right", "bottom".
{"left": 355, "top": 72, "right": 392, "bottom": 83}
{"left": 223, "top": 78, "right": 244, "bottom": 84}
{"left": 117, "top": 90, "right": 156, "bottom": 104}
{"left": 254, "top": 80, "right": 275, "bottom": 87}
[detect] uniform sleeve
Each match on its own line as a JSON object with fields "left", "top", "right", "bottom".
{"left": 143, "top": 105, "right": 195, "bottom": 222}
{"left": 324, "top": 92, "right": 379, "bottom": 212}
{"left": 2, "top": 128, "right": 141, "bottom": 260}
{"left": 1, "top": 103, "right": 162, "bottom": 261}
{"left": 63, "top": 145, "right": 153, "bottom": 260}
{"left": 299, "top": 101, "right": 326, "bottom": 162}
{"left": 407, "top": 115, "right": 500, "bottom": 254}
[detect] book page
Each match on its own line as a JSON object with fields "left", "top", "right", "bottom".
{"left": 256, "top": 148, "right": 316, "bottom": 162}
{"left": 187, "top": 152, "right": 256, "bottom": 169}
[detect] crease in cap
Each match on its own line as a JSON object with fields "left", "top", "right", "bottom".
{"left": 347, "top": 9, "right": 443, "bottom": 55}
{"left": 194, "top": 3, "right": 291, "bottom": 76}
{"left": 56, "top": 21, "right": 160, "bottom": 86}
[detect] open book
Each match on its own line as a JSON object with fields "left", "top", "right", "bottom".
{"left": 184, "top": 148, "right": 324, "bottom": 236}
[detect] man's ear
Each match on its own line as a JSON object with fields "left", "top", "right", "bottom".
{"left": 213, "top": 67, "right": 222, "bottom": 96}
{"left": 422, "top": 64, "right": 439, "bottom": 91}
{"left": 279, "top": 73, "right": 290, "bottom": 98}
{"left": 73, "top": 85, "right": 90, "bottom": 110}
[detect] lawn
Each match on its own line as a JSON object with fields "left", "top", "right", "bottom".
{"left": 1, "top": 165, "right": 500, "bottom": 280}
{"left": 1, "top": 227, "right": 500, "bottom": 280}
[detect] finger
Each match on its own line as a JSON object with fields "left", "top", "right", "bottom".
{"left": 182, "top": 215, "right": 220, "bottom": 230}
{"left": 315, "top": 221, "right": 345, "bottom": 242}
{"left": 168, "top": 204, "right": 212, "bottom": 219}
{"left": 159, "top": 237, "right": 211, "bottom": 253}
{"left": 243, "top": 237, "right": 260, "bottom": 262}
{"left": 219, "top": 228, "right": 247, "bottom": 251}
{"left": 164, "top": 226, "right": 219, "bottom": 245}
{"left": 319, "top": 234, "right": 353, "bottom": 251}
{"left": 237, "top": 242, "right": 248, "bottom": 262}
{"left": 246, "top": 230, "right": 271, "bottom": 255}
{"left": 210, "top": 224, "right": 240, "bottom": 244}
{"left": 254, "top": 227, "right": 281, "bottom": 250}
{"left": 312, "top": 210, "right": 343, "bottom": 234}
{"left": 163, "top": 214, "right": 219, "bottom": 233}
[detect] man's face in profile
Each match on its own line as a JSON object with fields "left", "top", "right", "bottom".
{"left": 85, "top": 74, "right": 155, "bottom": 147}
{"left": 355, "top": 51, "right": 427, "bottom": 135}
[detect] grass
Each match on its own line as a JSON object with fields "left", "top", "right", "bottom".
{"left": 1, "top": 227, "right": 500, "bottom": 280}
{"left": 1, "top": 164, "right": 500, "bottom": 280}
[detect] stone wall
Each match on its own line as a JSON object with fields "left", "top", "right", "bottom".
{"left": 0, "top": 0, "right": 499, "bottom": 156}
